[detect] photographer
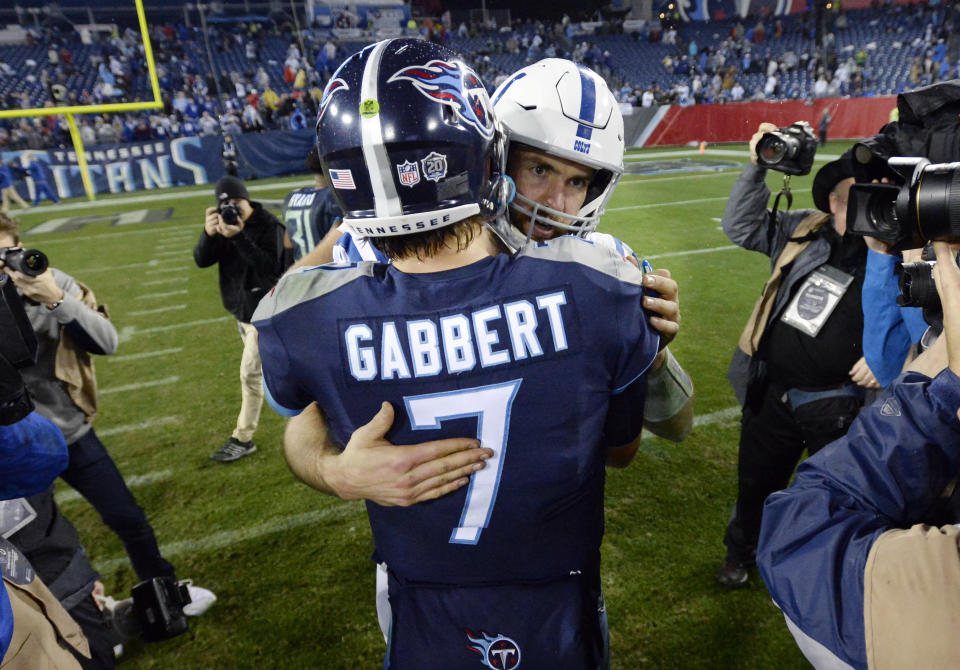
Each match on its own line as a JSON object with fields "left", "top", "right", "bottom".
{"left": 718, "top": 122, "right": 878, "bottom": 587}
{"left": 757, "top": 240, "right": 960, "bottom": 670}
{"left": 0, "top": 215, "right": 214, "bottom": 663}
{"left": 0, "top": 333, "right": 90, "bottom": 669}
{"left": 194, "top": 176, "right": 286, "bottom": 462}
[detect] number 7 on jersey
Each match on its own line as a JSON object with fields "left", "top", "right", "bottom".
{"left": 404, "top": 379, "right": 522, "bottom": 545}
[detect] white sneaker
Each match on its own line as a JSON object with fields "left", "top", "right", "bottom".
{"left": 180, "top": 580, "right": 216, "bottom": 616}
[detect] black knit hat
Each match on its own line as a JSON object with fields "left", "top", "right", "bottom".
{"left": 215, "top": 175, "right": 249, "bottom": 203}
{"left": 305, "top": 145, "right": 324, "bottom": 175}
{"left": 812, "top": 148, "right": 857, "bottom": 213}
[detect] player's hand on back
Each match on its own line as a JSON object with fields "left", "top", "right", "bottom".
{"left": 331, "top": 402, "right": 493, "bottom": 507}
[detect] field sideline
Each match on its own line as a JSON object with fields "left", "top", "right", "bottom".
{"left": 11, "top": 142, "right": 847, "bottom": 669}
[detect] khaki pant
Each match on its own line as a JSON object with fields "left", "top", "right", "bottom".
{"left": 1, "top": 187, "right": 29, "bottom": 215}
{"left": 233, "top": 321, "right": 263, "bottom": 443}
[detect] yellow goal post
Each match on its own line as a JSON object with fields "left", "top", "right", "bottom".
{"left": 0, "top": 0, "right": 162, "bottom": 201}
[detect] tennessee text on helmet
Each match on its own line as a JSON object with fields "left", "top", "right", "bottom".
{"left": 315, "top": 38, "right": 508, "bottom": 239}
{"left": 490, "top": 58, "right": 625, "bottom": 248}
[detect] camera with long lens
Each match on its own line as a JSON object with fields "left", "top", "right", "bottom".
{"left": 846, "top": 157, "right": 960, "bottom": 252}
{"left": 0, "top": 247, "right": 48, "bottom": 277}
{"left": 755, "top": 121, "right": 818, "bottom": 176}
{"left": 218, "top": 202, "right": 241, "bottom": 227}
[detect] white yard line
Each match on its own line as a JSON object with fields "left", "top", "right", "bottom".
{"left": 35, "top": 225, "right": 196, "bottom": 244}
{"left": 641, "top": 406, "right": 740, "bottom": 440}
{"left": 57, "top": 469, "right": 175, "bottom": 505}
{"left": 693, "top": 406, "right": 741, "bottom": 426}
{"left": 140, "top": 276, "right": 188, "bottom": 286}
{"left": 97, "top": 416, "right": 181, "bottom": 436}
{"left": 137, "top": 289, "right": 188, "bottom": 300}
{"left": 144, "top": 266, "right": 188, "bottom": 275}
{"left": 155, "top": 249, "right": 192, "bottom": 257}
{"left": 619, "top": 171, "right": 738, "bottom": 185}
{"left": 119, "top": 316, "right": 232, "bottom": 342}
{"left": 108, "top": 347, "right": 184, "bottom": 362}
{"left": 100, "top": 376, "right": 179, "bottom": 395}
{"left": 624, "top": 148, "right": 841, "bottom": 162}
{"left": 646, "top": 245, "right": 740, "bottom": 260}
{"left": 607, "top": 196, "right": 729, "bottom": 212}
{"left": 92, "top": 503, "right": 364, "bottom": 573}
{"left": 128, "top": 304, "right": 187, "bottom": 317}
{"left": 70, "top": 258, "right": 184, "bottom": 274}
{"left": 24, "top": 179, "right": 312, "bottom": 218}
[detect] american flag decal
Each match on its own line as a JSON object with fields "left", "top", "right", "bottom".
{"left": 329, "top": 169, "right": 356, "bottom": 190}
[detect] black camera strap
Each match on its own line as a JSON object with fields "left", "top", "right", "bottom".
{"left": 769, "top": 174, "right": 793, "bottom": 225}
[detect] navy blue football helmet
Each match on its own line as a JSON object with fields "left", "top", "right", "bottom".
{"left": 315, "top": 38, "right": 510, "bottom": 239}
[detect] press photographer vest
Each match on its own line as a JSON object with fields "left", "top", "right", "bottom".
{"left": 737, "top": 211, "right": 831, "bottom": 355}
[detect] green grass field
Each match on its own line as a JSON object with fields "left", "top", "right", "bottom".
{"left": 14, "top": 143, "right": 851, "bottom": 669}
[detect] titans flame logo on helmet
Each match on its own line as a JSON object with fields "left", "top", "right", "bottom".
{"left": 387, "top": 60, "right": 494, "bottom": 139}
{"left": 317, "top": 77, "right": 349, "bottom": 123}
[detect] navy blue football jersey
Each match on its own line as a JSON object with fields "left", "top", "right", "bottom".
{"left": 281, "top": 186, "right": 342, "bottom": 261}
{"left": 254, "top": 237, "right": 659, "bottom": 585}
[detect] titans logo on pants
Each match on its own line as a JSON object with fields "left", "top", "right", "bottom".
{"left": 466, "top": 630, "right": 521, "bottom": 669}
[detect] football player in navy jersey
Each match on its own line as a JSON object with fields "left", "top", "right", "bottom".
{"left": 281, "top": 146, "right": 344, "bottom": 266}
{"left": 321, "top": 59, "right": 692, "bottom": 444}
{"left": 283, "top": 59, "right": 692, "bottom": 522}
{"left": 255, "top": 39, "right": 662, "bottom": 669}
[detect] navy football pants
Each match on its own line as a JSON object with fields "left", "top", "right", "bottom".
{"left": 381, "top": 567, "right": 609, "bottom": 670}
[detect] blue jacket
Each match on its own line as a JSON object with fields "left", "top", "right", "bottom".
{"left": 0, "top": 411, "right": 69, "bottom": 658}
{"left": 27, "top": 161, "right": 47, "bottom": 184}
{"left": 757, "top": 368, "right": 960, "bottom": 669}
{"left": 861, "top": 249, "right": 927, "bottom": 386}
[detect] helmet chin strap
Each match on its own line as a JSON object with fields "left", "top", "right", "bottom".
{"left": 479, "top": 174, "right": 516, "bottom": 220}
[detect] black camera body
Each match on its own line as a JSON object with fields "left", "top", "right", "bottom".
{"left": 131, "top": 576, "right": 191, "bottom": 642}
{"left": 218, "top": 202, "right": 241, "bottom": 227}
{"left": 0, "top": 247, "right": 48, "bottom": 277}
{"left": 847, "top": 157, "right": 960, "bottom": 252}
{"left": 896, "top": 259, "right": 938, "bottom": 309}
{"left": 755, "top": 122, "right": 818, "bottom": 176}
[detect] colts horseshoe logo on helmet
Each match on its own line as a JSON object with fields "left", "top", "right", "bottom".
{"left": 387, "top": 60, "right": 494, "bottom": 139}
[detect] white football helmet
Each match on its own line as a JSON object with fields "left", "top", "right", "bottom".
{"left": 490, "top": 58, "right": 624, "bottom": 248}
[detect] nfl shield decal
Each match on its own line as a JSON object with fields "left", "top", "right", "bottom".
{"left": 421, "top": 152, "right": 448, "bottom": 182}
{"left": 466, "top": 631, "right": 521, "bottom": 669}
{"left": 397, "top": 161, "right": 421, "bottom": 187}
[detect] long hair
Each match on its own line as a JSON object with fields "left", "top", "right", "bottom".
{"left": 370, "top": 216, "right": 484, "bottom": 262}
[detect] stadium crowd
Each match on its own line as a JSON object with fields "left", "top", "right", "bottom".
{"left": 1, "top": 0, "right": 959, "bottom": 151}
